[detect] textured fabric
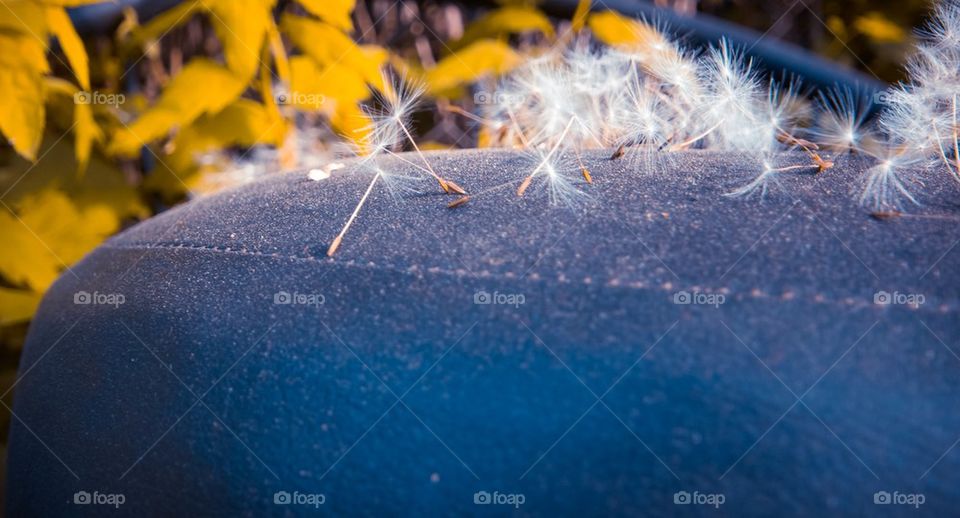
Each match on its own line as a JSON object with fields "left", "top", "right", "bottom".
{"left": 7, "top": 149, "right": 960, "bottom": 516}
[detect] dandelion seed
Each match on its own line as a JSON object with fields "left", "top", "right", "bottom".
{"left": 581, "top": 166, "right": 593, "bottom": 183}
{"left": 812, "top": 87, "right": 872, "bottom": 152}
{"left": 699, "top": 40, "right": 766, "bottom": 151}
{"left": 857, "top": 150, "right": 924, "bottom": 210}
{"left": 871, "top": 210, "right": 960, "bottom": 221}
{"left": 922, "top": 0, "right": 960, "bottom": 50}
{"left": 447, "top": 196, "right": 471, "bottom": 209}
{"left": 517, "top": 175, "right": 534, "bottom": 197}
{"left": 363, "top": 75, "right": 465, "bottom": 194}
{"left": 870, "top": 211, "right": 902, "bottom": 221}
{"left": 327, "top": 169, "right": 382, "bottom": 257}
{"left": 727, "top": 160, "right": 817, "bottom": 198}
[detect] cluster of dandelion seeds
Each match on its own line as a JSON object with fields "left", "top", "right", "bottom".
{"left": 479, "top": 25, "right": 831, "bottom": 203}
{"left": 326, "top": 3, "right": 960, "bottom": 256}
{"left": 869, "top": 0, "right": 960, "bottom": 209}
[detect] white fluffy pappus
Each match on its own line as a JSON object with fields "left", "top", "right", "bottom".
{"left": 856, "top": 146, "right": 927, "bottom": 210}
{"left": 876, "top": 0, "right": 960, "bottom": 192}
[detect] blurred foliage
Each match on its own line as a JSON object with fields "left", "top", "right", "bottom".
{"left": 0, "top": 0, "right": 940, "bottom": 342}
{"left": 696, "top": 0, "right": 930, "bottom": 82}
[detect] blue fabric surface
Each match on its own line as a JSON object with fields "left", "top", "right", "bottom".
{"left": 7, "top": 149, "right": 960, "bottom": 516}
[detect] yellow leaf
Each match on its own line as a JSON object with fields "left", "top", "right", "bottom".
{"left": 0, "top": 134, "right": 148, "bottom": 221}
{"left": 0, "top": 189, "right": 118, "bottom": 292}
{"left": 572, "top": 0, "right": 591, "bottom": 32}
{"left": 0, "top": 74, "right": 44, "bottom": 159}
{"left": 72, "top": 102, "right": 104, "bottom": 175}
{"left": 0, "top": 28, "right": 51, "bottom": 161}
{"left": 109, "top": 59, "right": 248, "bottom": 156}
{"left": 45, "top": 6, "right": 89, "bottom": 90}
{"left": 854, "top": 12, "right": 905, "bottom": 43}
{"left": 296, "top": 0, "right": 355, "bottom": 31}
{"left": 827, "top": 16, "right": 848, "bottom": 41}
{"left": 280, "top": 14, "right": 385, "bottom": 90}
{"left": 41, "top": 0, "right": 118, "bottom": 6}
{"left": 453, "top": 6, "right": 553, "bottom": 49}
{"left": 267, "top": 19, "right": 290, "bottom": 84}
{"left": 201, "top": 0, "right": 275, "bottom": 79}
{"left": 0, "top": 1, "right": 47, "bottom": 37}
{"left": 419, "top": 141, "right": 454, "bottom": 151}
{"left": 477, "top": 126, "right": 494, "bottom": 148}
{"left": 425, "top": 39, "right": 521, "bottom": 95}
{"left": 289, "top": 56, "right": 370, "bottom": 112}
{"left": 128, "top": 0, "right": 201, "bottom": 48}
{"left": 146, "top": 99, "right": 288, "bottom": 197}
{"left": 0, "top": 209, "right": 61, "bottom": 291}
{"left": 171, "top": 99, "right": 287, "bottom": 163}
{"left": 0, "top": 287, "right": 42, "bottom": 326}
{"left": 588, "top": 10, "right": 669, "bottom": 50}
{"left": 330, "top": 101, "right": 371, "bottom": 145}
{"left": 0, "top": 29, "right": 49, "bottom": 73}
{"left": 44, "top": 77, "right": 105, "bottom": 175}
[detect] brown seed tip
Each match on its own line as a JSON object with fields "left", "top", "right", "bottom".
{"left": 517, "top": 175, "right": 533, "bottom": 196}
{"left": 610, "top": 145, "right": 625, "bottom": 160}
{"left": 870, "top": 211, "right": 901, "bottom": 221}
{"left": 327, "top": 235, "right": 343, "bottom": 256}
{"left": 443, "top": 179, "right": 467, "bottom": 195}
{"left": 447, "top": 196, "right": 471, "bottom": 208}
{"left": 581, "top": 166, "right": 593, "bottom": 184}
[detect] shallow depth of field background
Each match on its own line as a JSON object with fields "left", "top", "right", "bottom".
{"left": 0, "top": 0, "right": 935, "bottom": 489}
